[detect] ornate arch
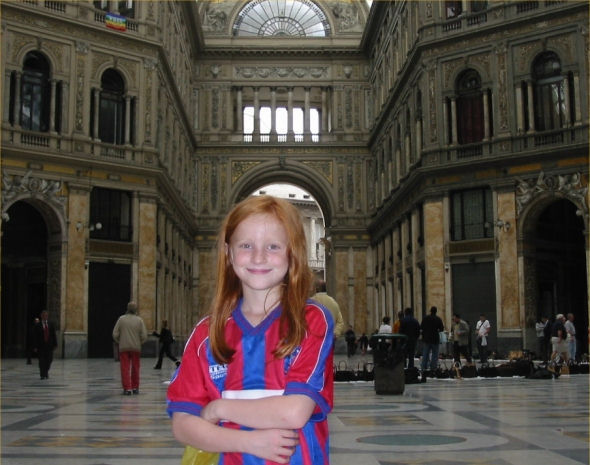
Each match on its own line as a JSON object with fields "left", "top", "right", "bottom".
{"left": 516, "top": 171, "right": 588, "bottom": 240}
{"left": 229, "top": 160, "right": 336, "bottom": 227}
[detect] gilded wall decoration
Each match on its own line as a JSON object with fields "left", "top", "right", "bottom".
{"left": 91, "top": 52, "right": 112, "bottom": 78}
{"left": 347, "top": 161, "right": 354, "bottom": 210}
{"left": 517, "top": 42, "right": 536, "bottom": 75}
{"left": 75, "top": 52, "right": 86, "bottom": 132}
{"left": 469, "top": 53, "right": 491, "bottom": 80}
{"left": 495, "top": 44, "right": 508, "bottom": 131}
{"left": 220, "top": 158, "right": 227, "bottom": 211}
{"left": 235, "top": 66, "right": 329, "bottom": 79}
{"left": 301, "top": 161, "right": 333, "bottom": 184}
{"left": 211, "top": 87, "right": 220, "bottom": 130}
{"left": 144, "top": 59, "right": 155, "bottom": 143}
{"left": 547, "top": 34, "right": 574, "bottom": 62}
{"left": 11, "top": 33, "right": 35, "bottom": 63}
{"left": 211, "top": 162, "right": 218, "bottom": 210}
{"left": 202, "top": 162, "right": 210, "bottom": 213}
{"left": 41, "top": 40, "right": 65, "bottom": 72}
{"left": 231, "top": 161, "right": 261, "bottom": 185}
{"left": 338, "top": 164, "right": 345, "bottom": 211}
{"left": 355, "top": 160, "right": 362, "bottom": 212}
{"left": 515, "top": 171, "right": 588, "bottom": 216}
{"left": 345, "top": 87, "right": 353, "bottom": 128}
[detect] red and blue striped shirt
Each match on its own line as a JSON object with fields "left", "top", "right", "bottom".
{"left": 167, "top": 299, "right": 334, "bottom": 465}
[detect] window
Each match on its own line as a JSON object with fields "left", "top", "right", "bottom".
{"left": 118, "top": 0, "right": 134, "bottom": 18}
{"left": 445, "top": 1, "right": 462, "bottom": 18}
{"left": 90, "top": 188, "right": 132, "bottom": 242}
{"left": 233, "top": 0, "right": 331, "bottom": 37}
{"left": 533, "top": 52, "right": 567, "bottom": 131}
{"left": 93, "top": 1, "right": 108, "bottom": 11}
{"left": 451, "top": 188, "right": 493, "bottom": 241}
{"left": 471, "top": 1, "right": 487, "bottom": 13}
{"left": 97, "top": 69, "right": 125, "bottom": 145}
{"left": 20, "top": 52, "right": 50, "bottom": 132}
{"left": 456, "top": 69, "right": 484, "bottom": 144}
{"left": 242, "top": 105, "right": 319, "bottom": 141}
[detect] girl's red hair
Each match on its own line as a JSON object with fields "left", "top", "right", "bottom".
{"left": 208, "top": 195, "right": 313, "bottom": 364}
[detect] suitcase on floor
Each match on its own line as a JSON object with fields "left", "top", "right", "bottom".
{"left": 334, "top": 361, "right": 357, "bottom": 382}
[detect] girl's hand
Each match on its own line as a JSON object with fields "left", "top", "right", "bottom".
{"left": 245, "top": 428, "right": 299, "bottom": 464}
{"left": 200, "top": 400, "right": 221, "bottom": 424}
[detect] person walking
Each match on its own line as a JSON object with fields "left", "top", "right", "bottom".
{"left": 451, "top": 313, "right": 472, "bottom": 366}
{"left": 378, "top": 316, "right": 392, "bottom": 333}
{"left": 153, "top": 319, "right": 180, "bottom": 369}
{"left": 112, "top": 301, "right": 147, "bottom": 395}
{"left": 344, "top": 325, "right": 357, "bottom": 357}
{"left": 475, "top": 314, "right": 491, "bottom": 363}
{"left": 33, "top": 311, "right": 57, "bottom": 379}
{"left": 420, "top": 306, "right": 444, "bottom": 372}
{"left": 399, "top": 308, "right": 420, "bottom": 368}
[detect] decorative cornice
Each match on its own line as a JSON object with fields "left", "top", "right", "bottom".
{"left": 2, "top": 170, "right": 65, "bottom": 219}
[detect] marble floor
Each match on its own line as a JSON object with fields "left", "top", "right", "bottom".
{"left": 1, "top": 355, "right": 588, "bottom": 465}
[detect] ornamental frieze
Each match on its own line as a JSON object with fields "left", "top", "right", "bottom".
{"left": 301, "top": 161, "right": 333, "bottom": 185}
{"left": 231, "top": 161, "right": 261, "bottom": 185}
{"left": 2, "top": 171, "right": 65, "bottom": 218}
{"left": 235, "top": 66, "right": 329, "bottom": 80}
{"left": 515, "top": 171, "right": 588, "bottom": 217}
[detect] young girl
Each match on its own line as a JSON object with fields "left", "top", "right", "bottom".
{"left": 167, "top": 195, "right": 334, "bottom": 465}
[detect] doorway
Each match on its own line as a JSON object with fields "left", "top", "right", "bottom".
{"left": 88, "top": 262, "right": 131, "bottom": 357}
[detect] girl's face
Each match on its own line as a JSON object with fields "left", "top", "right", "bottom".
{"left": 227, "top": 213, "right": 289, "bottom": 297}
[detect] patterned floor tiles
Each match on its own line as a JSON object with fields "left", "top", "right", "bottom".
{"left": 1, "top": 356, "right": 588, "bottom": 465}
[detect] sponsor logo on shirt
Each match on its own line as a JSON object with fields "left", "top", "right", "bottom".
{"left": 209, "top": 363, "right": 228, "bottom": 380}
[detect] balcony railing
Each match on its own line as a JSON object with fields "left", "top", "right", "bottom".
{"left": 1, "top": 124, "right": 158, "bottom": 167}
{"left": 421, "top": 125, "right": 588, "bottom": 167}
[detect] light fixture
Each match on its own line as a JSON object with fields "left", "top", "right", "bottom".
{"left": 76, "top": 221, "right": 103, "bottom": 232}
{"left": 495, "top": 219, "right": 510, "bottom": 232}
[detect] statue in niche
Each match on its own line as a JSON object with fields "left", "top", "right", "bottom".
{"left": 332, "top": 3, "right": 359, "bottom": 31}
{"left": 203, "top": 5, "right": 227, "bottom": 32}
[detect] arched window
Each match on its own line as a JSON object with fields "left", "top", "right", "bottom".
{"left": 97, "top": 69, "right": 126, "bottom": 145}
{"left": 233, "top": 0, "right": 331, "bottom": 37}
{"left": 456, "top": 69, "right": 484, "bottom": 144}
{"left": 533, "top": 51, "right": 567, "bottom": 131}
{"left": 20, "top": 51, "right": 50, "bottom": 132}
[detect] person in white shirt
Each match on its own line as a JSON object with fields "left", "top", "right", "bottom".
{"left": 378, "top": 316, "right": 392, "bottom": 334}
{"left": 564, "top": 313, "right": 576, "bottom": 362}
{"left": 475, "top": 314, "right": 491, "bottom": 363}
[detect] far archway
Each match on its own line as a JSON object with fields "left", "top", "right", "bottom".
{"left": 1, "top": 202, "right": 49, "bottom": 358}
{"left": 251, "top": 183, "right": 328, "bottom": 282}
{"left": 532, "top": 199, "right": 587, "bottom": 360}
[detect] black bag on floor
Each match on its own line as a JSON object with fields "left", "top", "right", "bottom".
{"left": 356, "top": 362, "right": 374, "bottom": 381}
{"left": 404, "top": 367, "right": 421, "bottom": 384}
{"left": 527, "top": 366, "right": 553, "bottom": 379}
{"left": 478, "top": 363, "right": 499, "bottom": 378}
{"left": 460, "top": 364, "right": 477, "bottom": 378}
{"left": 511, "top": 359, "right": 534, "bottom": 377}
{"left": 495, "top": 363, "right": 517, "bottom": 377}
{"left": 334, "top": 361, "right": 357, "bottom": 382}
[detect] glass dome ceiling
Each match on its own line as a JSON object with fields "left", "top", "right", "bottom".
{"left": 232, "top": 0, "right": 331, "bottom": 37}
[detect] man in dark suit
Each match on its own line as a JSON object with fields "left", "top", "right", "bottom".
{"left": 33, "top": 310, "right": 57, "bottom": 379}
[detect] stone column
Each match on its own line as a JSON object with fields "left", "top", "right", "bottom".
{"left": 415, "top": 119, "right": 422, "bottom": 158}
{"left": 93, "top": 88, "right": 100, "bottom": 139}
{"left": 65, "top": 186, "right": 90, "bottom": 335}
{"left": 253, "top": 87, "right": 260, "bottom": 136}
{"left": 287, "top": 87, "right": 294, "bottom": 139}
{"left": 573, "top": 72, "right": 582, "bottom": 125}
{"left": 270, "top": 86, "right": 277, "bottom": 139}
{"left": 4, "top": 70, "right": 13, "bottom": 123}
{"left": 424, "top": 198, "right": 446, "bottom": 321}
{"left": 304, "top": 86, "right": 311, "bottom": 140}
{"left": 49, "top": 79, "right": 57, "bottom": 133}
{"left": 61, "top": 81, "right": 69, "bottom": 133}
{"left": 496, "top": 190, "right": 519, "bottom": 330}
{"left": 515, "top": 84, "right": 524, "bottom": 133}
{"left": 13, "top": 71, "right": 22, "bottom": 126}
{"left": 124, "top": 95, "right": 131, "bottom": 144}
{"left": 236, "top": 87, "right": 243, "bottom": 133}
{"left": 483, "top": 91, "right": 490, "bottom": 140}
{"left": 321, "top": 86, "right": 328, "bottom": 135}
{"left": 526, "top": 80, "right": 535, "bottom": 132}
{"left": 562, "top": 75, "right": 571, "bottom": 126}
{"left": 451, "top": 97, "right": 458, "bottom": 145}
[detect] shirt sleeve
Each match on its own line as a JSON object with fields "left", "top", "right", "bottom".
{"left": 166, "top": 320, "right": 213, "bottom": 418}
{"left": 283, "top": 302, "right": 334, "bottom": 421}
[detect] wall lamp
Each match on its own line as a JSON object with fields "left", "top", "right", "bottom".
{"left": 76, "top": 221, "right": 102, "bottom": 232}
{"left": 495, "top": 219, "right": 510, "bottom": 232}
